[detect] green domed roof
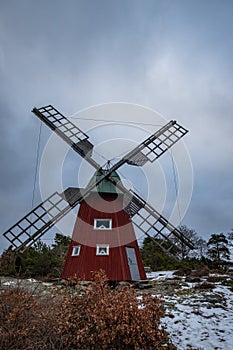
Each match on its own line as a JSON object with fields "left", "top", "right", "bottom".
{"left": 87, "top": 170, "right": 123, "bottom": 194}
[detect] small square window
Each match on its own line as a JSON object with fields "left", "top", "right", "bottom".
{"left": 94, "top": 219, "right": 112, "bottom": 230}
{"left": 96, "top": 245, "right": 109, "bottom": 256}
{"left": 71, "top": 246, "right": 81, "bottom": 256}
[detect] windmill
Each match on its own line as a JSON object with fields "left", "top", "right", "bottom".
{"left": 3, "top": 105, "right": 194, "bottom": 281}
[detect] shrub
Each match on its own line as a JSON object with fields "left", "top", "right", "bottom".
{"left": 54, "top": 270, "right": 175, "bottom": 349}
{"left": 173, "top": 267, "right": 192, "bottom": 276}
{"left": 0, "top": 287, "right": 37, "bottom": 349}
{"left": 191, "top": 265, "right": 210, "bottom": 277}
{"left": 0, "top": 286, "right": 62, "bottom": 349}
{"left": 207, "top": 275, "right": 227, "bottom": 283}
{"left": 185, "top": 276, "right": 201, "bottom": 283}
{"left": 194, "top": 281, "right": 215, "bottom": 290}
{"left": 222, "top": 279, "right": 233, "bottom": 292}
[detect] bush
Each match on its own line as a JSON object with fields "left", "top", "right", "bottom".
{"left": 222, "top": 279, "right": 233, "bottom": 292}
{"left": 191, "top": 265, "right": 210, "bottom": 277}
{"left": 54, "top": 271, "right": 175, "bottom": 349}
{"left": 0, "top": 286, "right": 62, "bottom": 349}
{"left": 207, "top": 275, "right": 227, "bottom": 283}
{"left": 0, "top": 287, "right": 36, "bottom": 349}
{"left": 173, "top": 267, "right": 192, "bottom": 276}
{"left": 0, "top": 271, "right": 176, "bottom": 350}
{"left": 194, "top": 281, "right": 215, "bottom": 290}
{"left": 185, "top": 276, "right": 201, "bottom": 283}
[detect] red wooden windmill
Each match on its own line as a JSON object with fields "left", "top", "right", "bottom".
{"left": 62, "top": 170, "right": 147, "bottom": 280}
{"left": 3, "top": 105, "right": 194, "bottom": 281}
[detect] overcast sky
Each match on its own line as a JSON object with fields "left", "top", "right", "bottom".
{"left": 0, "top": 0, "right": 233, "bottom": 253}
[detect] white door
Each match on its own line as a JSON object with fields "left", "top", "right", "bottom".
{"left": 126, "top": 247, "right": 140, "bottom": 281}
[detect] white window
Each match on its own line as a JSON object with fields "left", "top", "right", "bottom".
{"left": 94, "top": 219, "right": 112, "bottom": 230}
{"left": 96, "top": 244, "right": 109, "bottom": 256}
{"left": 71, "top": 246, "right": 81, "bottom": 256}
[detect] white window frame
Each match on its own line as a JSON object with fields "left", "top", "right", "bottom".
{"left": 96, "top": 244, "right": 110, "bottom": 256}
{"left": 71, "top": 245, "right": 81, "bottom": 256}
{"left": 94, "top": 218, "right": 112, "bottom": 230}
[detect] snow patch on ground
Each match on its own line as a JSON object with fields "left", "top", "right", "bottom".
{"left": 147, "top": 270, "right": 176, "bottom": 280}
{"left": 147, "top": 271, "right": 233, "bottom": 350}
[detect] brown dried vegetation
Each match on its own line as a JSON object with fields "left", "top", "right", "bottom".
{"left": 0, "top": 271, "right": 175, "bottom": 350}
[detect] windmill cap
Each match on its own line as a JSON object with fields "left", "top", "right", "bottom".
{"left": 87, "top": 170, "right": 124, "bottom": 194}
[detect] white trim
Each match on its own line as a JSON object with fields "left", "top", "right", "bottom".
{"left": 94, "top": 218, "right": 112, "bottom": 230}
{"left": 96, "top": 244, "right": 109, "bottom": 256}
{"left": 71, "top": 245, "right": 81, "bottom": 256}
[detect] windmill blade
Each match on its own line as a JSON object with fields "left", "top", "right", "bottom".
{"left": 122, "top": 189, "right": 195, "bottom": 259}
{"left": 32, "top": 105, "right": 99, "bottom": 168}
{"left": 96, "top": 120, "right": 188, "bottom": 176}
{"left": 101, "top": 167, "right": 194, "bottom": 258}
{"left": 3, "top": 188, "right": 83, "bottom": 252}
{"left": 2, "top": 166, "right": 120, "bottom": 252}
{"left": 124, "top": 120, "right": 188, "bottom": 166}
{"left": 33, "top": 105, "right": 187, "bottom": 171}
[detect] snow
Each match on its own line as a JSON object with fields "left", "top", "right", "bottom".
{"left": 27, "top": 278, "right": 37, "bottom": 283}
{"left": 147, "top": 270, "right": 176, "bottom": 280}
{"left": 2, "top": 280, "right": 16, "bottom": 286}
{"left": 147, "top": 271, "right": 233, "bottom": 350}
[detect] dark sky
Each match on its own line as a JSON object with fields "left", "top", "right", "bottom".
{"left": 1, "top": 0, "right": 233, "bottom": 253}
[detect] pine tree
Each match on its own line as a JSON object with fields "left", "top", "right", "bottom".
{"left": 207, "top": 233, "right": 230, "bottom": 268}
{"left": 140, "top": 237, "right": 178, "bottom": 270}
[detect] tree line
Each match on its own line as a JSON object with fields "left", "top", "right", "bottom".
{"left": 0, "top": 227, "right": 232, "bottom": 277}
{"left": 0, "top": 233, "right": 71, "bottom": 277}
{"left": 140, "top": 225, "right": 232, "bottom": 271}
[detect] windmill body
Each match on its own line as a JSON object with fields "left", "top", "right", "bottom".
{"left": 2, "top": 105, "right": 195, "bottom": 280}
{"left": 62, "top": 171, "right": 146, "bottom": 280}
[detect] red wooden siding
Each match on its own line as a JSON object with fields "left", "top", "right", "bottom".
{"left": 62, "top": 193, "right": 146, "bottom": 281}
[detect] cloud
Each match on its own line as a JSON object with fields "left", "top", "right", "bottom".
{"left": 0, "top": 0, "right": 233, "bottom": 253}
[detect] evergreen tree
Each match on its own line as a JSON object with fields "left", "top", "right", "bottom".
{"left": 207, "top": 233, "right": 230, "bottom": 267}
{"left": 0, "top": 246, "right": 17, "bottom": 275}
{"left": 23, "top": 234, "right": 71, "bottom": 277}
{"left": 23, "top": 240, "right": 55, "bottom": 276}
{"left": 140, "top": 237, "right": 178, "bottom": 271}
{"left": 51, "top": 233, "right": 71, "bottom": 276}
{"left": 227, "top": 229, "right": 233, "bottom": 243}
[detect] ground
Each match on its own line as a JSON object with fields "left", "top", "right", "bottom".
{"left": 1, "top": 270, "right": 232, "bottom": 350}
{"left": 147, "top": 271, "right": 233, "bottom": 350}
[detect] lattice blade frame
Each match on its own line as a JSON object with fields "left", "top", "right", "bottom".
{"left": 32, "top": 105, "right": 95, "bottom": 159}
{"left": 3, "top": 190, "right": 83, "bottom": 252}
{"left": 125, "top": 120, "right": 188, "bottom": 165}
{"left": 2, "top": 170, "right": 116, "bottom": 252}
{"left": 123, "top": 190, "right": 195, "bottom": 259}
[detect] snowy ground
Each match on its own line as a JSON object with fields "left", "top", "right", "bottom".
{"left": 147, "top": 271, "right": 233, "bottom": 350}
